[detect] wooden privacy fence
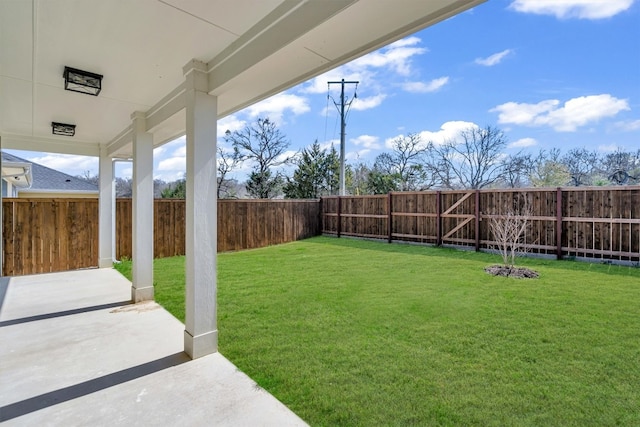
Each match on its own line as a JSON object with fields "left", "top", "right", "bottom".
{"left": 2, "top": 198, "right": 99, "bottom": 276}
{"left": 4, "top": 188, "right": 638, "bottom": 275}
{"left": 115, "top": 199, "right": 321, "bottom": 258}
{"left": 322, "top": 186, "right": 640, "bottom": 262}
{"left": 2, "top": 198, "right": 321, "bottom": 276}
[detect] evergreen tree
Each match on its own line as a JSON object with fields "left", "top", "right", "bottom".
{"left": 160, "top": 178, "right": 186, "bottom": 198}
{"left": 283, "top": 141, "right": 339, "bottom": 198}
{"left": 245, "top": 169, "right": 283, "bottom": 199}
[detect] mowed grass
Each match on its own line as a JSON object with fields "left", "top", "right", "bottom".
{"left": 115, "top": 236, "right": 640, "bottom": 426}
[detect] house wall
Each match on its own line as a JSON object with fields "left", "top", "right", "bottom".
{"left": 2, "top": 180, "right": 18, "bottom": 197}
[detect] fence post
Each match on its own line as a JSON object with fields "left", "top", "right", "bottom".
{"left": 336, "top": 196, "right": 342, "bottom": 238}
{"left": 387, "top": 192, "right": 392, "bottom": 243}
{"left": 436, "top": 191, "right": 442, "bottom": 246}
{"left": 556, "top": 187, "right": 563, "bottom": 260}
{"left": 475, "top": 190, "right": 480, "bottom": 251}
{"left": 318, "top": 198, "right": 323, "bottom": 236}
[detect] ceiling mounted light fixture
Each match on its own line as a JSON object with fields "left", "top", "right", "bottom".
{"left": 52, "top": 122, "right": 76, "bottom": 136}
{"left": 63, "top": 66, "right": 103, "bottom": 96}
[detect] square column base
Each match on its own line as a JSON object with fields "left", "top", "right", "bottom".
{"left": 131, "top": 286, "right": 154, "bottom": 303}
{"left": 98, "top": 258, "right": 113, "bottom": 269}
{"left": 184, "top": 330, "right": 218, "bottom": 359}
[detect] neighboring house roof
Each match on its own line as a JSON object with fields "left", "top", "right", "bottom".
{"left": 1, "top": 151, "right": 98, "bottom": 194}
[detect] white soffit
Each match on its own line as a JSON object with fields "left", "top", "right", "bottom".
{"left": 2, "top": 162, "right": 33, "bottom": 189}
{"left": 0, "top": 0, "right": 485, "bottom": 157}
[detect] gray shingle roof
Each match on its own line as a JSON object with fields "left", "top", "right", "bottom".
{"left": 2, "top": 151, "right": 98, "bottom": 192}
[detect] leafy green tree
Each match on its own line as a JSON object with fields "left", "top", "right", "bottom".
{"left": 161, "top": 178, "right": 186, "bottom": 198}
{"left": 366, "top": 167, "right": 400, "bottom": 194}
{"left": 245, "top": 169, "right": 282, "bottom": 199}
{"left": 529, "top": 149, "right": 570, "bottom": 187}
{"left": 283, "top": 141, "right": 339, "bottom": 198}
{"left": 347, "top": 162, "right": 371, "bottom": 195}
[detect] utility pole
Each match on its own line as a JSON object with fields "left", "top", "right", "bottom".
{"left": 328, "top": 79, "right": 358, "bottom": 196}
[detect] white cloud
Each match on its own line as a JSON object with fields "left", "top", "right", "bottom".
{"left": 350, "top": 36, "right": 427, "bottom": 76}
{"left": 119, "top": 167, "right": 132, "bottom": 179}
{"left": 153, "top": 146, "right": 167, "bottom": 156}
{"left": 172, "top": 145, "right": 186, "bottom": 157}
{"left": 387, "top": 36, "right": 423, "bottom": 48}
{"left": 318, "top": 139, "right": 339, "bottom": 151}
{"left": 302, "top": 36, "right": 427, "bottom": 97}
{"left": 402, "top": 77, "right": 450, "bottom": 93}
{"left": 417, "top": 121, "right": 479, "bottom": 146}
{"left": 509, "top": 0, "right": 633, "bottom": 19}
{"left": 475, "top": 49, "right": 513, "bottom": 66}
{"left": 491, "top": 94, "right": 630, "bottom": 131}
{"left": 154, "top": 171, "right": 185, "bottom": 182}
{"left": 384, "top": 121, "right": 478, "bottom": 150}
{"left": 275, "top": 150, "right": 299, "bottom": 165}
{"left": 615, "top": 119, "right": 640, "bottom": 131}
{"left": 598, "top": 144, "right": 620, "bottom": 152}
{"left": 351, "top": 94, "right": 386, "bottom": 111}
{"left": 157, "top": 137, "right": 185, "bottom": 153}
{"left": 302, "top": 70, "right": 365, "bottom": 95}
{"left": 246, "top": 93, "right": 310, "bottom": 124}
{"left": 491, "top": 99, "right": 559, "bottom": 126}
{"left": 157, "top": 156, "right": 185, "bottom": 172}
{"left": 346, "top": 149, "right": 371, "bottom": 161}
{"left": 24, "top": 153, "right": 98, "bottom": 177}
{"left": 218, "top": 115, "right": 246, "bottom": 135}
{"left": 351, "top": 135, "right": 381, "bottom": 150}
{"left": 155, "top": 137, "right": 187, "bottom": 181}
{"left": 152, "top": 138, "right": 186, "bottom": 180}
{"left": 509, "top": 137, "right": 538, "bottom": 148}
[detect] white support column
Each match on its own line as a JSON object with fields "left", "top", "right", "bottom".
{"left": 183, "top": 60, "right": 218, "bottom": 359}
{"left": 0, "top": 138, "right": 3, "bottom": 277}
{"left": 112, "top": 160, "right": 117, "bottom": 262}
{"left": 98, "top": 148, "right": 114, "bottom": 268}
{"left": 131, "top": 112, "right": 154, "bottom": 302}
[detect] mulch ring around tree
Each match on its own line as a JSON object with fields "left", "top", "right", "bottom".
{"left": 484, "top": 265, "right": 539, "bottom": 279}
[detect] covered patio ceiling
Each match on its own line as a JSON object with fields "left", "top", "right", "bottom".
{"left": 1, "top": 0, "right": 485, "bottom": 159}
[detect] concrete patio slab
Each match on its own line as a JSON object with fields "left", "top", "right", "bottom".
{"left": 0, "top": 268, "right": 307, "bottom": 426}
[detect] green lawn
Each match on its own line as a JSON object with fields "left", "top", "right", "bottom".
{"left": 115, "top": 236, "right": 640, "bottom": 426}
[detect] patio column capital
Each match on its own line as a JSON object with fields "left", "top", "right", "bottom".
{"left": 130, "top": 111, "right": 147, "bottom": 128}
{"left": 183, "top": 59, "right": 209, "bottom": 93}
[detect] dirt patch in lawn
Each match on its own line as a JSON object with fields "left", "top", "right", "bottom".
{"left": 485, "top": 265, "right": 539, "bottom": 279}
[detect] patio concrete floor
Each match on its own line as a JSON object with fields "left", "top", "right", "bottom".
{"left": 0, "top": 268, "right": 308, "bottom": 426}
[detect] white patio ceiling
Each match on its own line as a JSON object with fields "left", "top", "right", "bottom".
{"left": 0, "top": 0, "right": 485, "bottom": 159}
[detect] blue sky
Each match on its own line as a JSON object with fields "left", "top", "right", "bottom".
{"left": 7, "top": 0, "right": 640, "bottom": 182}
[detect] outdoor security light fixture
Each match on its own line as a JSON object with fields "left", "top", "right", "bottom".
{"left": 63, "top": 66, "right": 103, "bottom": 96}
{"left": 52, "top": 122, "right": 76, "bottom": 136}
